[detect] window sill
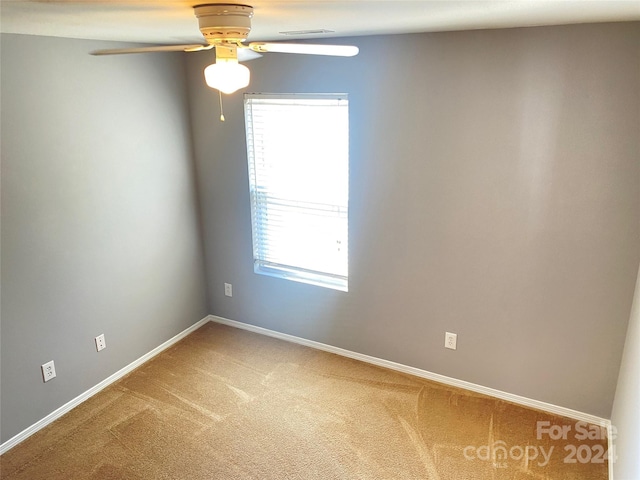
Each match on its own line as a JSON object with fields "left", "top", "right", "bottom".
{"left": 254, "top": 263, "right": 348, "bottom": 292}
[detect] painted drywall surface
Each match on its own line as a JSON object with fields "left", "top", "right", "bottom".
{"left": 187, "top": 22, "right": 639, "bottom": 418}
{"left": 612, "top": 265, "right": 640, "bottom": 479}
{"left": 0, "top": 34, "right": 209, "bottom": 443}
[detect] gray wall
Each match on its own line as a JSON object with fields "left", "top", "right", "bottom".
{"left": 186, "top": 22, "right": 640, "bottom": 418}
{"left": 1, "top": 34, "right": 209, "bottom": 443}
{"left": 612, "top": 266, "right": 640, "bottom": 479}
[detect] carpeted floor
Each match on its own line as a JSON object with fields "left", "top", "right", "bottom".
{"left": 1, "top": 321, "right": 609, "bottom": 479}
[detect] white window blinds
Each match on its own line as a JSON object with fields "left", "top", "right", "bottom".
{"left": 244, "top": 93, "right": 349, "bottom": 291}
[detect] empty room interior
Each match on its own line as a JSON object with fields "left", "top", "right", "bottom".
{"left": 1, "top": 1, "right": 639, "bottom": 479}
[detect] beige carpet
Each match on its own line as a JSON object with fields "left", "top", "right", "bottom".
{"left": 1, "top": 322, "right": 609, "bottom": 479}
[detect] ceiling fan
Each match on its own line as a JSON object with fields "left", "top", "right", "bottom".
{"left": 91, "top": 3, "right": 359, "bottom": 95}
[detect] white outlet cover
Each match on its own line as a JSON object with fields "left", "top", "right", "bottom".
{"left": 95, "top": 334, "right": 106, "bottom": 352}
{"left": 445, "top": 332, "right": 458, "bottom": 350}
{"left": 224, "top": 283, "right": 233, "bottom": 297}
{"left": 41, "top": 360, "right": 56, "bottom": 382}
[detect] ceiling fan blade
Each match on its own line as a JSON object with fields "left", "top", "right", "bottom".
{"left": 237, "top": 48, "right": 263, "bottom": 62}
{"left": 248, "top": 43, "right": 359, "bottom": 57}
{"left": 91, "top": 44, "right": 213, "bottom": 56}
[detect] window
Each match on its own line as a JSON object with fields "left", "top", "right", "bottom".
{"left": 244, "top": 93, "right": 349, "bottom": 291}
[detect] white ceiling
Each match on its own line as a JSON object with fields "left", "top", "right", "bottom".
{"left": 1, "top": 1, "right": 639, "bottom": 45}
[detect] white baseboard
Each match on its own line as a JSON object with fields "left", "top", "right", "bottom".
{"left": 0, "top": 317, "right": 210, "bottom": 455}
{"left": 210, "top": 315, "right": 611, "bottom": 428}
{"left": 2, "top": 313, "right": 613, "bottom": 478}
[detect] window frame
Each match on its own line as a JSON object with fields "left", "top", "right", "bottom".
{"left": 244, "top": 92, "right": 350, "bottom": 292}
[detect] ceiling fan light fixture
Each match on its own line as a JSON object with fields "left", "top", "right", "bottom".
{"left": 204, "top": 59, "right": 250, "bottom": 94}
{"left": 204, "top": 45, "right": 250, "bottom": 94}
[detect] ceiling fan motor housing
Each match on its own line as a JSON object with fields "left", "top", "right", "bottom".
{"left": 195, "top": 4, "right": 254, "bottom": 44}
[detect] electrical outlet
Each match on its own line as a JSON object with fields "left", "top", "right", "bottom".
{"left": 445, "top": 332, "right": 457, "bottom": 350}
{"left": 41, "top": 360, "right": 56, "bottom": 382}
{"left": 224, "top": 283, "right": 233, "bottom": 297}
{"left": 95, "top": 334, "right": 106, "bottom": 352}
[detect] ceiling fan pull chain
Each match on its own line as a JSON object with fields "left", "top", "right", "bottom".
{"left": 219, "top": 90, "right": 226, "bottom": 122}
